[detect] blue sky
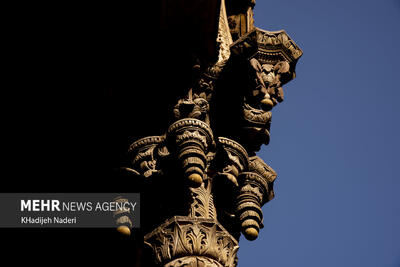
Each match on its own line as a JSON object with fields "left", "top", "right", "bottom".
{"left": 238, "top": 1, "right": 400, "bottom": 266}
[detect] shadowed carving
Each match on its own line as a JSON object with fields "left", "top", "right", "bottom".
{"left": 116, "top": 1, "right": 302, "bottom": 266}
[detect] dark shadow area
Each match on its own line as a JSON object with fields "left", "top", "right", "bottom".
{"left": 2, "top": 2, "right": 220, "bottom": 266}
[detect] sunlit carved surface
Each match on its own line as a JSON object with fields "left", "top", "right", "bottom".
{"left": 115, "top": 1, "right": 302, "bottom": 266}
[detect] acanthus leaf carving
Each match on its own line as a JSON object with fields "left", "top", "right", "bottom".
{"left": 144, "top": 217, "right": 239, "bottom": 267}
{"left": 189, "top": 182, "right": 216, "bottom": 220}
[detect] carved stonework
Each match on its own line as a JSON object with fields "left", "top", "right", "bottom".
{"left": 174, "top": 0, "right": 233, "bottom": 127}
{"left": 128, "top": 136, "right": 166, "bottom": 178}
{"left": 189, "top": 182, "right": 216, "bottom": 219}
{"left": 174, "top": 96, "right": 210, "bottom": 123}
{"left": 167, "top": 118, "right": 215, "bottom": 187}
{"left": 248, "top": 155, "right": 277, "bottom": 204}
{"left": 236, "top": 171, "right": 265, "bottom": 240}
{"left": 115, "top": 1, "right": 302, "bottom": 266}
{"left": 164, "top": 256, "right": 224, "bottom": 267}
{"left": 216, "top": 137, "right": 249, "bottom": 187}
{"left": 216, "top": 0, "right": 233, "bottom": 64}
{"left": 236, "top": 156, "right": 277, "bottom": 240}
{"left": 242, "top": 103, "right": 272, "bottom": 152}
{"left": 144, "top": 217, "right": 239, "bottom": 267}
{"left": 226, "top": 0, "right": 256, "bottom": 41}
{"left": 231, "top": 28, "right": 303, "bottom": 66}
{"left": 227, "top": 27, "right": 302, "bottom": 153}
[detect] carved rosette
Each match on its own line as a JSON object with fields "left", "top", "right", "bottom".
{"left": 127, "top": 135, "right": 165, "bottom": 178}
{"left": 144, "top": 216, "right": 239, "bottom": 267}
{"left": 167, "top": 119, "right": 215, "bottom": 187}
{"left": 236, "top": 156, "right": 277, "bottom": 240}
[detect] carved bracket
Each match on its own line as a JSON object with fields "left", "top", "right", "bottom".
{"left": 236, "top": 156, "right": 277, "bottom": 240}
{"left": 167, "top": 119, "right": 216, "bottom": 187}
{"left": 127, "top": 135, "right": 166, "bottom": 178}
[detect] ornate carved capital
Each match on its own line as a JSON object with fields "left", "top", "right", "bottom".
{"left": 165, "top": 256, "right": 224, "bottom": 267}
{"left": 144, "top": 216, "right": 239, "bottom": 267}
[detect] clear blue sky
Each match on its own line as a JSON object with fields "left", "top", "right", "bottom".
{"left": 238, "top": 1, "right": 400, "bottom": 266}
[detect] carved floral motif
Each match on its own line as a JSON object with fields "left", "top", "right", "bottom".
{"left": 189, "top": 182, "right": 216, "bottom": 219}
{"left": 165, "top": 256, "right": 223, "bottom": 267}
{"left": 144, "top": 217, "right": 239, "bottom": 267}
